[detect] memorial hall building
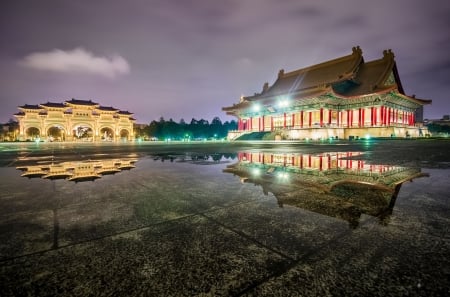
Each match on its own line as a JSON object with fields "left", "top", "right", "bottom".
{"left": 223, "top": 46, "right": 431, "bottom": 140}
{"left": 14, "top": 98, "right": 135, "bottom": 142}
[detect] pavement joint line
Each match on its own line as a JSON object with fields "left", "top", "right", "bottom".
{"left": 200, "top": 212, "right": 295, "bottom": 262}
{"left": 0, "top": 212, "right": 200, "bottom": 265}
{"left": 0, "top": 200, "right": 259, "bottom": 265}
{"left": 232, "top": 226, "right": 357, "bottom": 296}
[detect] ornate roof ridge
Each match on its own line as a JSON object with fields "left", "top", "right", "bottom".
{"left": 18, "top": 104, "right": 42, "bottom": 109}
{"left": 98, "top": 105, "right": 118, "bottom": 111}
{"left": 280, "top": 46, "right": 363, "bottom": 79}
{"left": 40, "top": 101, "right": 66, "bottom": 108}
{"left": 65, "top": 98, "right": 99, "bottom": 106}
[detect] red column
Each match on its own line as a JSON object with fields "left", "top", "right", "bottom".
{"left": 328, "top": 110, "right": 332, "bottom": 125}
{"left": 380, "top": 106, "right": 384, "bottom": 126}
{"left": 374, "top": 107, "right": 378, "bottom": 126}
{"left": 361, "top": 109, "right": 365, "bottom": 127}
{"left": 337, "top": 111, "right": 340, "bottom": 127}
{"left": 292, "top": 114, "right": 295, "bottom": 127}
{"left": 258, "top": 117, "right": 261, "bottom": 131}
{"left": 300, "top": 111, "right": 304, "bottom": 128}
{"left": 347, "top": 110, "right": 351, "bottom": 127}
{"left": 385, "top": 107, "right": 388, "bottom": 125}
{"left": 283, "top": 113, "right": 286, "bottom": 128}
{"left": 387, "top": 108, "right": 391, "bottom": 125}
{"left": 358, "top": 108, "right": 361, "bottom": 127}
{"left": 309, "top": 112, "right": 312, "bottom": 127}
{"left": 384, "top": 107, "right": 388, "bottom": 125}
{"left": 262, "top": 116, "right": 265, "bottom": 131}
{"left": 320, "top": 108, "right": 323, "bottom": 127}
{"left": 370, "top": 107, "right": 374, "bottom": 126}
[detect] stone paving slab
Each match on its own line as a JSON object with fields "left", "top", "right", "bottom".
{"left": 0, "top": 215, "right": 289, "bottom": 297}
{"left": 246, "top": 225, "right": 450, "bottom": 297}
{"left": 203, "top": 200, "right": 352, "bottom": 261}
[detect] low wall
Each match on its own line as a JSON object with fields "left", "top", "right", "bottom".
{"left": 230, "top": 126, "right": 428, "bottom": 140}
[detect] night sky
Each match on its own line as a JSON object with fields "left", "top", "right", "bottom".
{"left": 1, "top": 0, "right": 449, "bottom": 124}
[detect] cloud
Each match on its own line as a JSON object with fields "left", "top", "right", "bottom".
{"left": 20, "top": 48, "right": 130, "bottom": 78}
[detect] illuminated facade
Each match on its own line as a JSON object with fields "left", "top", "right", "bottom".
{"left": 223, "top": 47, "right": 431, "bottom": 140}
{"left": 14, "top": 99, "right": 135, "bottom": 142}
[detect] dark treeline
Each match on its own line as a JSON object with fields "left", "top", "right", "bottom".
{"left": 426, "top": 123, "right": 450, "bottom": 134}
{"left": 135, "top": 117, "right": 237, "bottom": 140}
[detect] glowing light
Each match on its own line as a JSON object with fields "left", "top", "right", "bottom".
{"left": 277, "top": 98, "right": 290, "bottom": 108}
{"left": 252, "top": 104, "right": 261, "bottom": 112}
{"left": 251, "top": 168, "right": 261, "bottom": 176}
{"left": 277, "top": 171, "right": 289, "bottom": 180}
{"left": 365, "top": 134, "right": 371, "bottom": 140}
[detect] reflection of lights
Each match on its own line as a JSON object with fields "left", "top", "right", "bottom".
{"left": 365, "top": 134, "right": 371, "bottom": 140}
{"left": 277, "top": 171, "right": 289, "bottom": 180}
{"left": 251, "top": 168, "right": 261, "bottom": 176}
{"left": 290, "top": 130, "right": 299, "bottom": 139}
{"left": 311, "top": 132, "right": 321, "bottom": 140}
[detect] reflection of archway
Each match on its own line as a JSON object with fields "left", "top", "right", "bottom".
{"left": 47, "top": 125, "right": 65, "bottom": 142}
{"left": 120, "top": 129, "right": 130, "bottom": 141}
{"left": 73, "top": 124, "right": 93, "bottom": 141}
{"left": 100, "top": 127, "right": 114, "bottom": 141}
{"left": 26, "top": 127, "right": 40, "bottom": 140}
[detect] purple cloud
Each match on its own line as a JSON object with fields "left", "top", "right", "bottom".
{"left": 20, "top": 48, "right": 130, "bottom": 79}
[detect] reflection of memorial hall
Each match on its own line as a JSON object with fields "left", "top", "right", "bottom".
{"left": 223, "top": 47, "right": 431, "bottom": 140}
{"left": 16, "top": 156, "right": 137, "bottom": 182}
{"left": 14, "top": 99, "right": 135, "bottom": 142}
{"left": 224, "top": 151, "right": 428, "bottom": 227}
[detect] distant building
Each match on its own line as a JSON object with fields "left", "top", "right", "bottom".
{"left": 14, "top": 99, "right": 135, "bottom": 141}
{"left": 223, "top": 46, "right": 431, "bottom": 140}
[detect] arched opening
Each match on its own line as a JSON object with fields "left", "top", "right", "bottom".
{"left": 47, "top": 125, "right": 65, "bottom": 142}
{"left": 73, "top": 124, "right": 93, "bottom": 141}
{"left": 120, "top": 129, "right": 130, "bottom": 141}
{"left": 26, "top": 127, "right": 40, "bottom": 140}
{"left": 100, "top": 127, "right": 114, "bottom": 141}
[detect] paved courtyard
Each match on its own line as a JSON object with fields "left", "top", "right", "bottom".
{"left": 0, "top": 140, "right": 449, "bottom": 296}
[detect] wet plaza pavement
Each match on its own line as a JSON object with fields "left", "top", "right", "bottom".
{"left": 0, "top": 140, "right": 449, "bottom": 296}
